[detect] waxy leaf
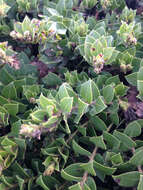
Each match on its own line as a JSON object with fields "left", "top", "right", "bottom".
{"left": 93, "top": 161, "right": 116, "bottom": 175}
{"left": 74, "top": 98, "right": 88, "bottom": 124}
{"left": 129, "top": 149, "right": 143, "bottom": 166}
{"left": 103, "top": 85, "right": 114, "bottom": 104}
{"left": 80, "top": 161, "right": 96, "bottom": 176}
{"left": 31, "top": 110, "right": 48, "bottom": 123}
{"left": 69, "top": 183, "right": 82, "bottom": 190}
{"left": 80, "top": 80, "right": 99, "bottom": 103}
{"left": 90, "top": 116, "right": 107, "bottom": 131}
{"left": 113, "top": 130, "right": 136, "bottom": 149}
{"left": 111, "top": 153, "right": 123, "bottom": 165}
{"left": 3, "top": 103, "right": 18, "bottom": 116}
{"left": 124, "top": 121, "right": 141, "bottom": 137}
{"left": 103, "top": 131, "right": 120, "bottom": 150}
{"left": 2, "top": 82, "right": 17, "bottom": 100}
{"left": 113, "top": 171, "right": 140, "bottom": 187}
{"left": 61, "top": 163, "right": 84, "bottom": 182}
{"left": 60, "top": 97, "right": 73, "bottom": 113}
{"left": 90, "top": 96, "right": 107, "bottom": 115}
{"left": 90, "top": 136, "right": 106, "bottom": 150}
{"left": 137, "top": 175, "right": 143, "bottom": 190}
{"left": 137, "top": 67, "right": 143, "bottom": 98}
{"left": 72, "top": 140, "right": 91, "bottom": 157}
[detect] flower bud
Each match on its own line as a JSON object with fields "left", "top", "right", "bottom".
{"left": 93, "top": 54, "right": 105, "bottom": 74}
{"left": 119, "top": 99, "right": 130, "bottom": 111}
{"left": 126, "top": 64, "right": 133, "bottom": 71}
{"left": 43, "top": 163, "right": 55, "bottom": 176}
{"left": 120, "top": 63, "right": 127, "bottom": 73}
{"left": 20, "top": 124, "right": 42, "bottom": 139}
{"left": 10, "top": 31, "right": 17, "bottom": 39}
{"left": 127, "top": 34, "right": 137, "bottom": 45}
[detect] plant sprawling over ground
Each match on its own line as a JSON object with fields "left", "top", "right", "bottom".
{"left": 1, "top": 0, "right": 143, "bottom": 189}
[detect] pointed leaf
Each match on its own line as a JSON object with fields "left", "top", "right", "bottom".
{"left": 90, "top": 136, "right": 106, "bottom": 150}
{"left": 124, "top": 121, "right": 141, "bottom": 137}
{"left": 137, "top": 175, "right": 143, "bottom": 190}
{"left": 60, "top": 97, "right": 73, "bottom": 113}
{"left": 113, "top": 171, "right": 140, "bottom": 187}
{"left": 72, "top": 140, "right": 91, "bottom": 157}
{"left": 130, "top": 149, "right": 143, "bottom": 166}
{"left": 80, "top": 161, "right": 96, "bottom": 176}
{"left": 103, "top": 85, "right": 114, "bottom": 104}
{"left": 74, "top": 98, "right": 88, "bottom": 124}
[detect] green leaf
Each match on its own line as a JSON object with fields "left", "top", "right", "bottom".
{"left": 37, "top": 175, "right": 60, "bottom": 190}
{"left": 11, "top": 162, "right": 29, "bottom": 178}
{"left": 90, "top": 136, "right": 106, "bottom": 150}
{"left": 56, "top": 0, "right": 73, "bottom": 15}
{"left": 103, "top": 131, "right": 120, "bottom": 150}
{"left": 74, "top": 98, "right": 88, "bottom": 124}
{"left": 89, "top": 116, "right": 107, "bottom": 131}
{"left": 80, "top": 161, "right": 96, "bottom": 176}
{"left": 137, "top": 175, "right": 143, "bottom": 190}
{"left": 113, "top": 171, "right": 140, "bottom": 187}
{"left": 90, "top": 96, "right": 107, "bottom": 115}
{"left": 80, "top": 80, "right": 99, "bottom": 104}
{"left": 103, "top": 47, "right": 115, "bottom": 60}
{"left": 111, "top": 153, "right": 123, "bottom": 166}
{"left": 22, "top": 16, "right": 31, "bottom": 32}
{"left": 115, "top": 83, "right": 128, "bottom": 97}
{"left": 109, "top": 112, "right": 119, "bottom": 126}
{"left": 0, "top": 96, "right": 9, "bottom": 106}
{"left": 39, "top": 93, "right": 57, "bottom": 110}
{"left": 130, "top": 149, "right": 143, "bottom": 166}
{"left": 0, "top": 183, "right": 7, "bottom": 189}
{"left": 42, "top": 72, "right": 62, "bottom": 87}
{"left": 2, "top": 82, "right": 17, "bottom": 100}
{"left": 16, "top": 175, "right": 25, "bottom": 190}
{"left": 124, "top": 121, "right": 141, "bottom": 137}
{"left": 103, "top": 85, "right": 114, "bottom": 104}
{"left": 105, "top": 75, "right": 120, "bottom": 85}
{"left": 30, "top": 110, "right": 48, "bottom": 123}
{"left": 72, "top": 140, "right": 91, "bottom": 157}
{"left": 0, "top": 175, "right": 14, "bottom": 188}
{"left": 0, "top": 68, "right": 14, "bottom": 85}
{"left": 58, "top": 83, "right": 77, "bottom": 103}
{"left": 137, "top": 67, "right": 143, "bottom": 98}
{"left": 86, "top": 177, "right": 97, "bottom": 190}
{"left": 113, "top": 130, "right": 136, "bottom": 149}
{"left": 9, "top": 120, "right": 21, "bottom": 137}
{"left": 23, "top": 85, "right": 40, "bottom": 100}
{"left": 69, "top": 183, "right": 82, "bottom": 190}
{"left": 93, "top": 161, "right": 116, "bottom": 175}
{"left": 125, "top": 72, "right": 137, "bottom": 86}
{"left": 43, "top": 115, "right": 59, "bottom": 127}
{"left": 3, "top": 104, "right": 19, "bottom": 116}
{"left": 28, "top": 178, "right": 34, "bottom": 190}
{"left": 14, "top": 78, "right": 26, "bottom": 95}
{"left": 60, "top": 97, "right": 73, "bottom": 113}
{"left": 61, "top": 163, "right": 84, "bottom": 182}
{"left": 36, "top": 175, "right": 50, "bottom": 190}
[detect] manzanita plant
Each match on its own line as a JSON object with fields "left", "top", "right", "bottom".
{"left": 1, "top": 0, "right": 143, "bottom": 190}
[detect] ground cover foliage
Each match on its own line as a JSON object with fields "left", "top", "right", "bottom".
{"left": 1, "top": 0, "right": 143, "bottom": 189}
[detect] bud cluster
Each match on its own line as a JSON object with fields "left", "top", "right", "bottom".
{"left": 10, "top": 19, "right": 61, "bottom": 44}
{"left": 126, "top": 33, "right": 137, "bottom": 46}
{"left": 120, "top": 63, "right": 133, "bottom": 73}
{"left": 93, "top": 54, "right": 105, "bottom": 74}
{"left": 0, "top": 42, "right": 20, "bottom": 70}
{"left": 20, "top": 124, "right": 42, "bottom": 139}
